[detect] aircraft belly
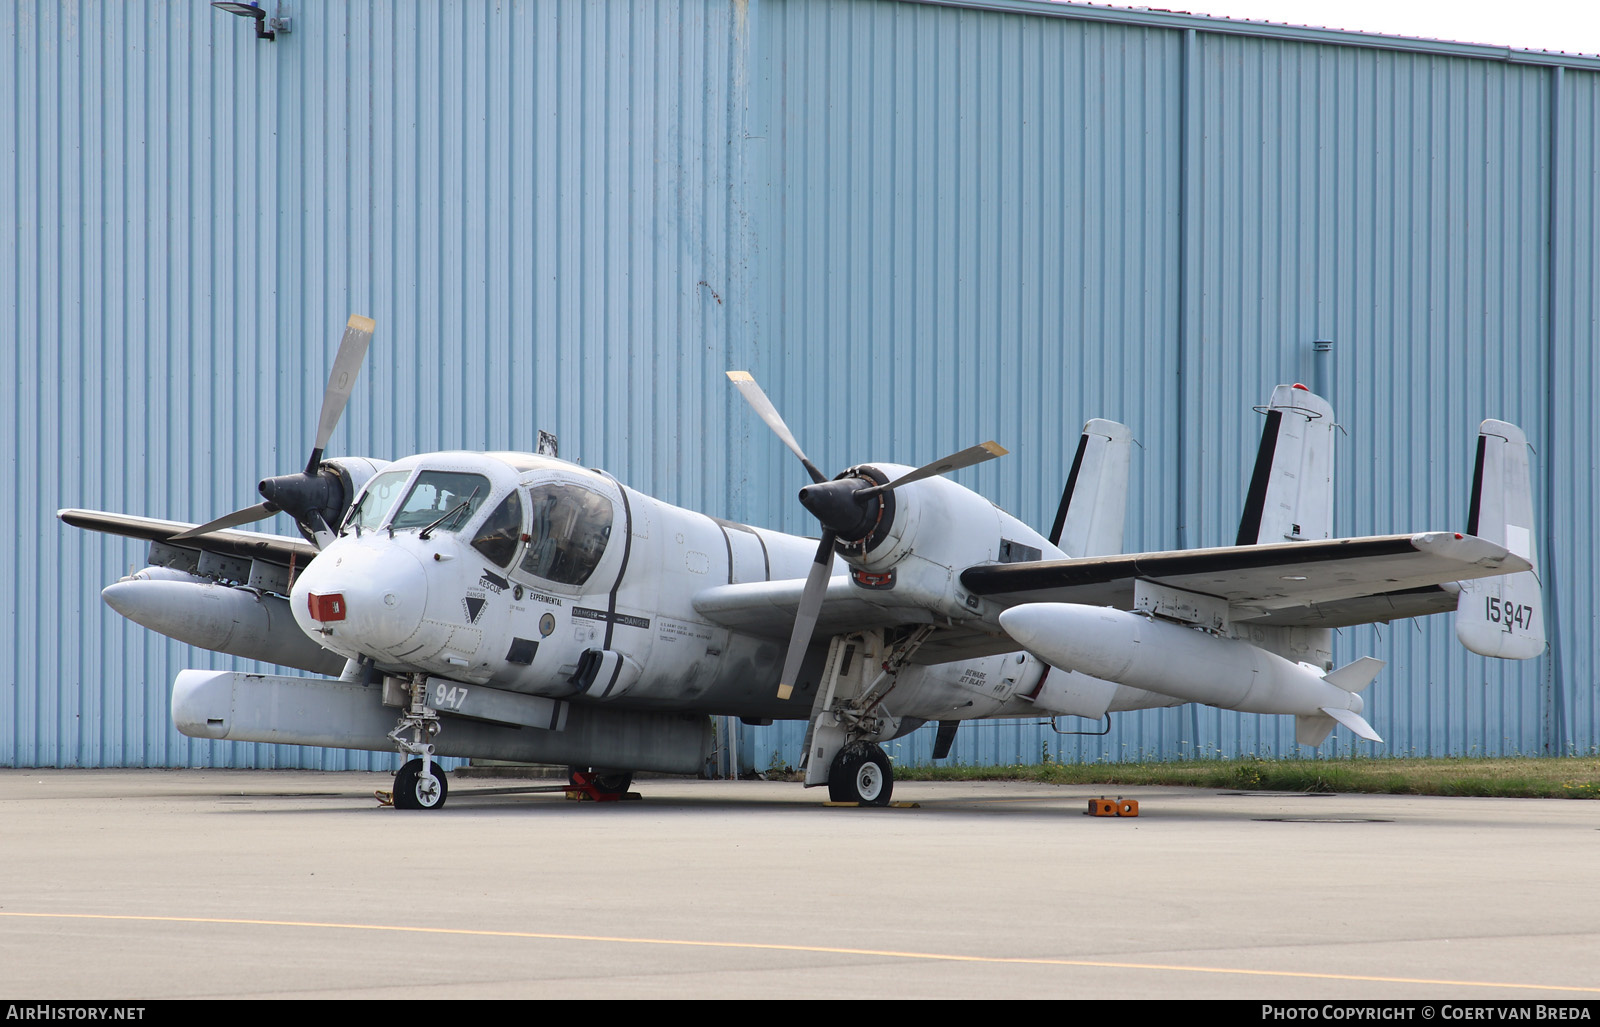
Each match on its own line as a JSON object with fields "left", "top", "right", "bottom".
{"left": 172, "top": 670, "right": 713, "bottom": 773}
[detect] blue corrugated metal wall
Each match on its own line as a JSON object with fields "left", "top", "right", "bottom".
{"left": 4, "top": 0, "right": 750, "bottom": 767}
{"left": 4, "top": 0, "right": 1596, "bottom": 768}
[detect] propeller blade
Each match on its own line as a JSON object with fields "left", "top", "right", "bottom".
{"left": 726, "top": 371, "right": 828, "bottom": 485}
{"left": 776, "top": 529, "right": 837, "bottom": 700}
{"left": 858, "top": 440, "right": 1008, "bottom": 496}
{"left": 305, "top": 314, "right": 376, "bottom": 474}
{"left": 171, "top": 501, "right": 279, "bottom": 540}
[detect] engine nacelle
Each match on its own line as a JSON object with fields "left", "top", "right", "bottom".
{"left": 806, "top": 463, "right": 1058, "bottom": 625}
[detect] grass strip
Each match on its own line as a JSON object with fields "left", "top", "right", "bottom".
{"left": 892, "top": 755, "right": 1600, "bottom": 798}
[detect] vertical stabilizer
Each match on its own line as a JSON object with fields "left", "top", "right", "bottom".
{"left": 1048, "top": 419, "right": 1132, "bottom": 557}
{"left": 1236, "top": 385, "right": 1335, "bottom": 545}
{"left": 1455, "top": 420, "right": 1545, "bottom": 659}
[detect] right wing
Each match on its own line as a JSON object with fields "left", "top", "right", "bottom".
{"left": 59, "top": 508, "right": 318, "bottom": 570}
{"left": 961, "top": 531, "right": 1528, "bottom": 629}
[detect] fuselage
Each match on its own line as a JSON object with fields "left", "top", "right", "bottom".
{"left": 288, "top": 450, "right": 1154, "bottom": 725}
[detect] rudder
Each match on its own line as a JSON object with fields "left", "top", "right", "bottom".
{"left": 1048, "top": 419, "right": 1132, "bottom": 557}
{"left": 1237, "top": 384, "right": 1336, "bottom": 545}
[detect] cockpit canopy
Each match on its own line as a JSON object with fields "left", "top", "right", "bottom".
{"left": 343, "top": 463, "right": 615, "bottom": 587}
{"left": 517, "top": 482, "right": 612, "bottom": 585}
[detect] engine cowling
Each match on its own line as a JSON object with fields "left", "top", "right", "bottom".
{"left": 804, "top": 463, "right": 1055, "bottom": 624}
{"left": 257, "top": 456, "right": 389, "bottom": 538}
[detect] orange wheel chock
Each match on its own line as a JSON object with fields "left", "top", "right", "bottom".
{"left": 1085, "top": 796, "right": 1139, "bottom": 817}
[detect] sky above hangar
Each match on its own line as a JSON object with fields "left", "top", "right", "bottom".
{"left": 1082, "top": 0, "right": 1600, "bottom": 56}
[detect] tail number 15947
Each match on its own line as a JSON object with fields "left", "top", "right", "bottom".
{"left": 1485, "top": 597, "right": 1535, "bottom": 632}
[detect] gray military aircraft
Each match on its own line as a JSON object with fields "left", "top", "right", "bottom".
{"left": 60, "top": 316, "right": 1544, "bottom": 808}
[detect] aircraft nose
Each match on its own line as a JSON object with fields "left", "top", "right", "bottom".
{"left": 292, "top": 543, "right": 428, "bottom": 653}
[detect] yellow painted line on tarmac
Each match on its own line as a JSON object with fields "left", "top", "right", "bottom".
{"left": 3, "top": 911, "right": 1596, "bottom": 994}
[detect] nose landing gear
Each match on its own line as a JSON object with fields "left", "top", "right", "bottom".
{"left": 386, "top": 674, "right": 448, "bottom": 811}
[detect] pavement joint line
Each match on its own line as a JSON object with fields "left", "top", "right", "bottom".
{"left": 4, "top": 911, "right": 1596, "bottom": 994}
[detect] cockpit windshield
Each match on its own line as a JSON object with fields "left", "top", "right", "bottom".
{"left": 389, "top": 471, "right": 493, "bottom": 534}
{"left": 345, "top": 469, "right": 412, "bottom": 534}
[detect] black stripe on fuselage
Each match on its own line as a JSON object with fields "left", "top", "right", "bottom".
{"left": 594, "top": 472, "right": 634, "bottom": 651}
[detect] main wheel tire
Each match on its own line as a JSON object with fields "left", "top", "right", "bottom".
{"left": 592, "top": 770, "right": 634, "bottom": 794}
{"left": 393, "top": 759, "right": 449, "bottom": 810}
{"left": 827, "top": 742, "right": 893, "bottom": 806}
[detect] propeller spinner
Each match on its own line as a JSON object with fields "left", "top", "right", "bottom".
{"left": 175, "top": 315, "right": 376, "bottom": 547}
{"left": 726, "top": 371, "right": 1006, "bottom": 699}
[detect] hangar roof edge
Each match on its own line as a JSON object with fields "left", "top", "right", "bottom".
{"left": 896, "top": 0, "right": 1600, "bottom": 71}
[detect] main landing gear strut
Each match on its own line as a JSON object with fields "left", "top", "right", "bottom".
{"left": 802, "top": 627, "right": 933, "bottom": 807}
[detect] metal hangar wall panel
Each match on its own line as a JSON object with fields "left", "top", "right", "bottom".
{"left": 4, "top": 0, "right": 754, "bottom": 767}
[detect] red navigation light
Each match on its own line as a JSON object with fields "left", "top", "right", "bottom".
{"left": 308, "top": 592, "right": 347, "bottom": 622}
{"left": 1292, "top": 383, "right": 1309, "bottom": 391}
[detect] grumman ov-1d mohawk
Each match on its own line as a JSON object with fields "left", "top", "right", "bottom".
{"left": 60, "top": 316, "right": 1546, "bottom": 809}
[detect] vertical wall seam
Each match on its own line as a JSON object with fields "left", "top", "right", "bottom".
{"left": 1175, "top": 26, "right": 1195, "bottom": 551}
{"left": 1542, "top": 64, "right": 1566, "bottom": 752}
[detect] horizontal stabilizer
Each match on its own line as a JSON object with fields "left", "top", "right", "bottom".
{"left": 1321, "top": 656, "right": 1385, "bottom": 694}
{"left": 1321, "top": 705, "right": 1382, "bottom": 743}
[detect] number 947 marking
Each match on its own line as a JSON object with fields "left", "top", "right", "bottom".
{"left": 1485, "top": 597, "right": 1535, "bottom": 632}
{"left": 430, "top": 682, "right": 469, "bottom": 710}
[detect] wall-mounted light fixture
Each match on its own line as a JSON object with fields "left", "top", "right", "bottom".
{"left": 211, "top": 2, "right": 290, "bottom": 42}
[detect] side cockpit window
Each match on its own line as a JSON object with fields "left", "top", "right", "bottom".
{"left": 520, "top": 483, "right": 613, "bottom": 586}
{"left": 471, "top": 490, "right": 524, "bottom": 568}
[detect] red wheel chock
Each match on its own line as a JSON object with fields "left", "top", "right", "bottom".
{"left": 565, "top": 770, "right": 634, "bottom": 803}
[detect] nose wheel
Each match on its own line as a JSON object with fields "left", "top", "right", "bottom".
{"left": 393, "top": 758, "right": 449, "bottom": 810}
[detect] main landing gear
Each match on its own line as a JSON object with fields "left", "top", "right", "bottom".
{"left": 801, "top": 628, "right": 930, "bottom": 807}
{"left": 827, "top": 741, "right": 893, "bottom": 806}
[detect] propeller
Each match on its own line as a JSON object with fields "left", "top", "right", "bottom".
{"left": 174, "top": 315, "right": 376, "bottom": 547}
{"left": 726, "top": 371, "right": 1007, "bottom": 699}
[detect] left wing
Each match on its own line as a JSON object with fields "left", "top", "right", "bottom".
{"left": 961, "top": 531, "right": 1528, "bottom": 628}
